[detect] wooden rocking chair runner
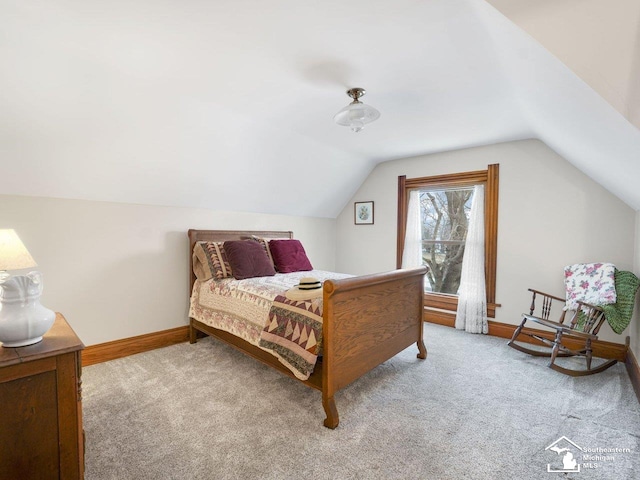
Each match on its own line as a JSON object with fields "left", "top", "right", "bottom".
{"left": 508, "top": 288, "right": 617, "bottom": 376}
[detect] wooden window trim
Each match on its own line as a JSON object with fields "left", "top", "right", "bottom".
{"left": 397, "top": 165, "right": 500, "bottom": 317}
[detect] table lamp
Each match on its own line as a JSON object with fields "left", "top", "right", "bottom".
{"left": 0, "top": 229, "right": 55, "bottom": 347}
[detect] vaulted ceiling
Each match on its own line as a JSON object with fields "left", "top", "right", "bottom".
{"left": 488, "top": 0, "right": 640, "bottom": 129}
{"left": 1, "top": 0, "right": 639, "bottom": 218}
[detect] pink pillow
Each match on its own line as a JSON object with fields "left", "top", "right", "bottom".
{"left": 223, "top": 240, "right": 276, "bottom": 280}
{"left": 269, "top": 239, "right": 313, "bottom": 273}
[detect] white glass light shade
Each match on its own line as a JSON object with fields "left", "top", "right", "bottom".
{"left": 334, "top": 101, "right": 381, "bottom": 132}
{"left": 0, "top": 229, "right": 37, "bottom": 271}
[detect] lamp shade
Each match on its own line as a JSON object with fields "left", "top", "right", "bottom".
{"left": 0, "top": 229, "right": 37, "bottom": 271}
{"left": 333, "top": 87, "right": 381, "bottom": 133}
{"left": 334, "top": 102, "right": 381, "bottom": 132}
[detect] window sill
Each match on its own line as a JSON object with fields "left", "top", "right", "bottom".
{"left": 424, "top": 293, "right": 499, "bottom": 318}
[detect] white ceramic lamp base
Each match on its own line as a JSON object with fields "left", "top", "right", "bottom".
{"left": 2, "top": 335, "right": 48, "bottom": 348}
{"left": 0, "top": 273, "right": 56, "bottom": 348}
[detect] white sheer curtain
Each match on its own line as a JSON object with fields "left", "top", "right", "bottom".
{"left": 401, "top": 190, "right": 423, "bottom": 269}
{"left": 455, "top": 184, "right": 487, "bottom": 334}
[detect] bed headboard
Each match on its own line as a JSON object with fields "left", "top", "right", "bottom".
{"left": 187, "top": 229, "right": 293, "bottom": 291}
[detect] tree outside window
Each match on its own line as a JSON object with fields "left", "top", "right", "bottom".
{"left": 420, "top": 188, "right": 473, "bottom": 294}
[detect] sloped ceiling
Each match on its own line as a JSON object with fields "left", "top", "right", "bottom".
{"left": 487, "top": 0, "right": 640, "bottom": 129}
{"left": 1, "top": 0, "right": 639, "bottom": 218}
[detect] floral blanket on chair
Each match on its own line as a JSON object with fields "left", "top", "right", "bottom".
{"left": 564, "top": 262, "right": 617, "bottom": 311}
{"left": 564, "top": 263, "right": 639, "bottom": 334}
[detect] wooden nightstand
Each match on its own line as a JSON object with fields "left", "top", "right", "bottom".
{"left": 0, "top": 313, "right": 85, "bottom": 480}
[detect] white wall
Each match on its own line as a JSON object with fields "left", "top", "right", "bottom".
{"left": 632, "top": 212, "right": 640, "bottom": 361}
{"left": 0, "top": 195, "right": 336, "bottom": 346}
{"left": 335, "top": 139, "right": 636, "bottom": 343}
{"left": 2, "top": 139, "right": 636, "bottom": 349}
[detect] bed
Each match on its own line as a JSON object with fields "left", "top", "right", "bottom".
{"left": 188, "top": 229, "right": 427, "bottom": 428}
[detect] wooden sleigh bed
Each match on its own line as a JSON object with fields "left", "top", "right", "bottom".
{"left": 188, "top": 229, "right": 427, "bottom": 428}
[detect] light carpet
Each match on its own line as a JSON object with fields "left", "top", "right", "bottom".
{"left": 83, "top": 323, "right": 640, "bottom": 479}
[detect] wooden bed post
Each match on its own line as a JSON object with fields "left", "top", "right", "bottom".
{"left": 321, "top": 266, "right": 427, "bottom": 429}
{"left": 189, "top": 319, "right": 197, "bottom": 344}
{"left": 321, "top": 281, "right": 339, "bottom": 428}
{"left": 417, "top": 326, "right": 427, "bottom": 360}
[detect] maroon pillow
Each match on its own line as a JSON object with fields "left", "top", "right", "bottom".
{"left": 223, "top": 240, "right": 276, "bottom": 280}
{"left": 268, "top": 239, "right": 313, "bottom": 273}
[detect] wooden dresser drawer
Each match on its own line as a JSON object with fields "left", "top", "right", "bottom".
{"left": 0, "top": 314, "right": 84, "bottom": 480}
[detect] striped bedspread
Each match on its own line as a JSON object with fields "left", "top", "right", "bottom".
{"left": 189, "top": 270, "right": 351, "bottom": 380}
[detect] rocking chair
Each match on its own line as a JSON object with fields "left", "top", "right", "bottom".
{"left": 508, "top": 288, "right": 617, "bottom": 376}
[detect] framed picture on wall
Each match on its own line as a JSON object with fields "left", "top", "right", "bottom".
{"left": 354, "top": 201, "right": 374, "bottom": 225}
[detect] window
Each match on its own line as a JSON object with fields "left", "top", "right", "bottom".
{"left": 397, "top": 165, "right": 499, "bottom": 319}
{"left": 420, "top": 186, "right": 474, "bottom": 294}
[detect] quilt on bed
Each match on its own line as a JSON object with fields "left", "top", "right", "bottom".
{"left": 189, "top": 270, "right": 351, "bottom": 380}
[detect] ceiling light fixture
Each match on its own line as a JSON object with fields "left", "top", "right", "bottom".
{"left": 333, "top": 87, "right": 380, "bottom": 133}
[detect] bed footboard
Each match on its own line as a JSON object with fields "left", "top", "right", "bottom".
{"left": 321, "top": 266, "right": 427, "bottom": 428}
